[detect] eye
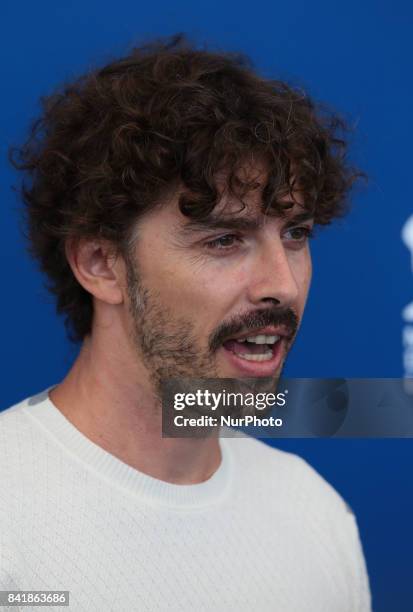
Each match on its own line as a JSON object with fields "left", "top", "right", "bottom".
{"left": 283, "top": 226, "right": 314, "bottom": 243}
{"left": 205, "top": 234, "right": 243, "bottom": 251}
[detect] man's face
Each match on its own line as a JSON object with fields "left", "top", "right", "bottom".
{"left": 123, "top": 162, "right": 313, "bottom": 396}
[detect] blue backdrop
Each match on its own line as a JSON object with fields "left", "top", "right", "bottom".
{"left": 1, "top": 1, "right": 412, "bottom": 610}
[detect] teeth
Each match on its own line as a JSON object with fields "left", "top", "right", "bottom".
{"left": 237, "top": 351, "right": 273, "bottom": 362}
{"left": 236, "top": 334, "right": 279, "bottom": 344}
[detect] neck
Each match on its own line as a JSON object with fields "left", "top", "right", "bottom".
{"left": 49, "top": 332, "right": 221, "bottom": 485}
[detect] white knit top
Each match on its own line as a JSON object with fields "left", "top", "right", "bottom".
{"left": 0, "top": 387, "right": 371, "bottom": 611}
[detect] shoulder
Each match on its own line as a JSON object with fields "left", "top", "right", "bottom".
{"left": 223, "top": 433, "right": 371, "bottom": 608}
{"left": 0, "top": 395, "right": 34, "bottom": 460}
{"left": 0, "top": 390, "right": 44, "bottom": 443}
{"left": 0, "top": 389, "right": 56, "bottom": 492}
{"left": 223, "top": 432, "right": 350, "bottom": 519}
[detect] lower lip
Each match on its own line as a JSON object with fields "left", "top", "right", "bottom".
{"left": 220, "top": 339, "right": 286, "bottom": 377}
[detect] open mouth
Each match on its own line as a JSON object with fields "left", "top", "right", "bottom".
{"left": 222, "top": 334, "right": 280, "bottom": 362}
{"left": 220, "top": 331, "right": 286, "bottom": 376}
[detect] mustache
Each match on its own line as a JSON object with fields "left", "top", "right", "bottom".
{"left": 209, "top": 307, "right": 299, "bottom": 352}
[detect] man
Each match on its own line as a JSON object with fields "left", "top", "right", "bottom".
{"left": 1, "top": 35, "right": 371, "bottom": 610}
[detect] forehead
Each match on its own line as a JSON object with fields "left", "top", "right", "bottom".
{"left": 141, "top": 157, "right": 311, "bottom": 236}
{"left": 179, "top": 162, "right": 310, "bottom": 233}
{"left": 180, "top": 200, "right": 311, "bottom": 235}
{"left": 179, "top": 178, "right": 313, "bottom": 233}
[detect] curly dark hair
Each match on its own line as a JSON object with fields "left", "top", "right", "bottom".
{"left": 10, "top": 33, "right": 363, "bottom": 344}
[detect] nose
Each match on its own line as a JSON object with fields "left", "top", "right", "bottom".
{"left": 247, "top": 236, "right": 300, "bottom": 308}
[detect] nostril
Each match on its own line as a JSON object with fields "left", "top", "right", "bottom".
{"left": 261, "top": 297, "right": 281, "bottom": 306}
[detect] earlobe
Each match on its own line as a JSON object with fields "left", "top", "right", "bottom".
{"left": 65, "top": 238, "right": 124, "bottom": 305}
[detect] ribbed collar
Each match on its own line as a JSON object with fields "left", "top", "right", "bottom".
{"left": 22, "top": 386, "right": 233, "bottom": 510}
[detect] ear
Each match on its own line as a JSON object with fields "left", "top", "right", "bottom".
{"left": 65, "top": 238, "right": 125, "bottom": 305}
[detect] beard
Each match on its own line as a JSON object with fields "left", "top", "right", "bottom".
{"left": 125, "top": 255, "right": 220, "bottom": 401}
{"left": 124, "top": 253, "right": 299, "bottom": 409}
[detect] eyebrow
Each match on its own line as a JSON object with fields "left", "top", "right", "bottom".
{"left": 181, "top": 210, "right": 314, "bottom": 234}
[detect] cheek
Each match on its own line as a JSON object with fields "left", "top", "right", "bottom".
{"left": 139, "top": 251, "right": 228, "bottom": 314}
{"left": 205, "top": 265, "right": 249, "bottom": 302}
{"left": 194, "top": 266, "right": 245, "bottom": 305}
{"left": 167, "top": 266, "right": 245, "bottom": 329}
